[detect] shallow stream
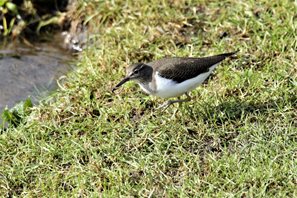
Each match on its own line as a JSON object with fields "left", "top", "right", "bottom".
{"left": 0, "top": 36, "right": 74, "bottom": 115}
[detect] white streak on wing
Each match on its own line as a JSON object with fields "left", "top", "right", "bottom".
{"left": 154, "top": 64, "right": 218, "bottom": 98}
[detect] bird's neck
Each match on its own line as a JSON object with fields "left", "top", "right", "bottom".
{"left": 138, "top": 81, "right": 155, "bottom": 94}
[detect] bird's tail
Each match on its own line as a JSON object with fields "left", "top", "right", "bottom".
{"left": 218, "top": 50, "right": 239, "bottom": 57}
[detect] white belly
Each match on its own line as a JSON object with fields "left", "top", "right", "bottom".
{"left": 153, "top": 64, "right": 218, "bottom": 98}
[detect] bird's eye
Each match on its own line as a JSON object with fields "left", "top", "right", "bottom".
{"left": 133, "top": 70, "right": 139, "bottom": 74}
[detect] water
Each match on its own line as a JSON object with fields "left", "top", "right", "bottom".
{"left": 0, "top": 37, "right": 74, "bottom": 115}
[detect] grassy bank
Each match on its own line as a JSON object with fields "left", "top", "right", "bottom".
{"left": 1, "top": 0, "right": 296, "bottom": 196}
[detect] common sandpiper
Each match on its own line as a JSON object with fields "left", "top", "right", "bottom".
{"left": 112, "top": 51, "right": 238, "bottom": 109}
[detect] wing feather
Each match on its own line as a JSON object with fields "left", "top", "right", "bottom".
{"left": 148, "top": 52, "right": 237, "bottom": 83}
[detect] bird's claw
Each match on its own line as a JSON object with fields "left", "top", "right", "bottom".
{"left": 156, "top": 101, "right": 173, "bottom": 111}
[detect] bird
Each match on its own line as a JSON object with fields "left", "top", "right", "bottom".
{"left": 112, "top": 51, "right": 238, "bottom": 109}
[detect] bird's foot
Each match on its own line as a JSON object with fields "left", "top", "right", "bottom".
{"left": 156, "top": 100, "right": 176, "bottom": 111}
{"left": 156, "top": 93, "right": 192, "bottom": 111}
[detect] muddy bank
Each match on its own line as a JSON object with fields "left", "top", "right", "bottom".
{"left": 0, "top": 0, "right": 87, "bottom": 125}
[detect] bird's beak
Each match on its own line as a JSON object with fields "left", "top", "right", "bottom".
{"left": 112, "top": 77, "right": 130, "bottom": 92}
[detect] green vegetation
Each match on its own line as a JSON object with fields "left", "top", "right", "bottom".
{"left": 1, "top": 98, "right": 32, "bottom": 127}
{"left": 1, "top": 0, "right": 296, "bottom": 196}
{"left": 0, "top": 0, "right": 70, "bottom": 37}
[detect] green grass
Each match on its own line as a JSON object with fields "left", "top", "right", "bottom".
{"left": 1, "top": 0, "right": 296, "bottom": 196}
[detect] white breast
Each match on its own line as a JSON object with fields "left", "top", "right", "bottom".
{"left": 153, "top": 64, "right": 218, "bottom": 98}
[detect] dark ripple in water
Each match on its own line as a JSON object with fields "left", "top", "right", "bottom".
{"left": 0, "top": 38, "right": 74, "bottom": 114}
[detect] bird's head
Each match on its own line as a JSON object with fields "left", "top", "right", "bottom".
{"left": 112, "top": 63, "right": 152, "bottom": 92}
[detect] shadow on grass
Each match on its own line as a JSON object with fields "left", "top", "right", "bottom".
{"left": 190, "top": 94, "right": 296, "bottom": 126}
{"left": 175, "top": 94, "right": 296, "bottom": 157}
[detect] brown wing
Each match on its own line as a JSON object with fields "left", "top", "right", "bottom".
{"left": 149, "top": 52, "right": 237, "bottom": 83}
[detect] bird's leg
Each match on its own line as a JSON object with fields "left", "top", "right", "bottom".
{"left": 172, "top": 96, "right": 181, "bottom": 118}
{"left": 156, "top": 93, "right": 192, "bottom": 110}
